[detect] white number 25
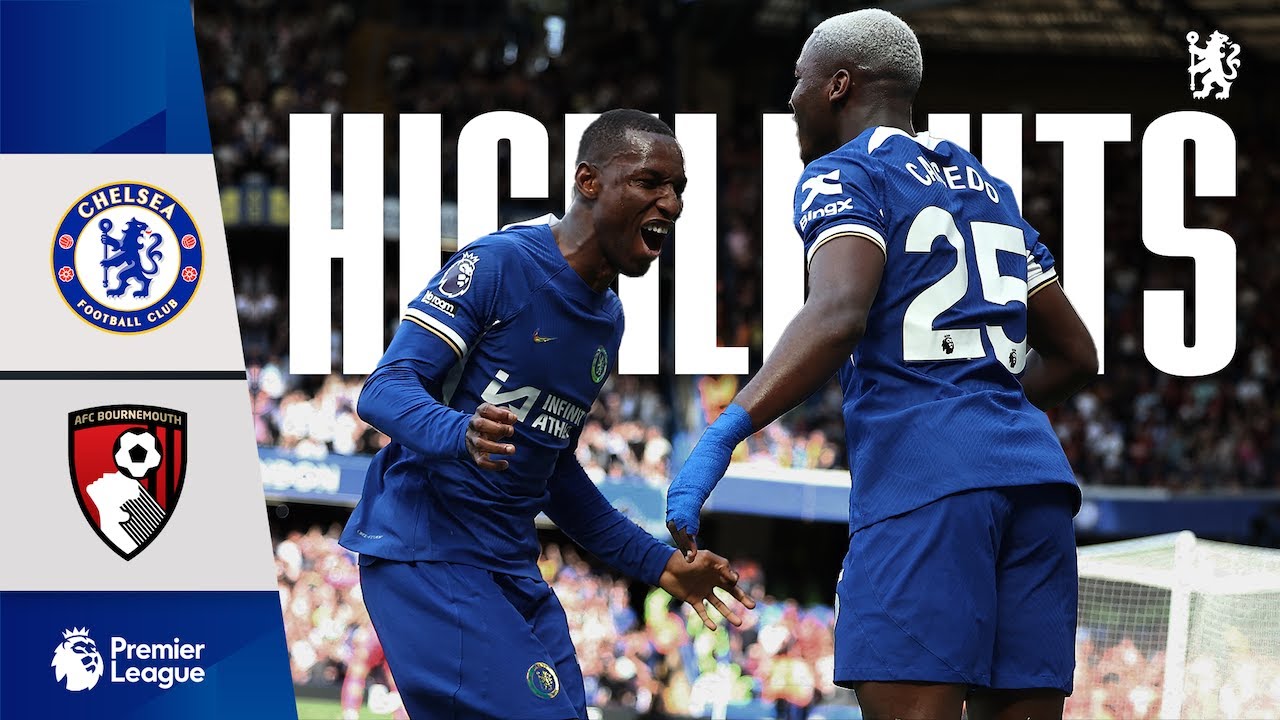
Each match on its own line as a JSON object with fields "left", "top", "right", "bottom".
{"left": 901, "top": 206, "right": 1028, "bottom": 373}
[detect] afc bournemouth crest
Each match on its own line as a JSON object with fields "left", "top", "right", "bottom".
{"left": 68, "top": 405, "right": 187, "bottom": 560}
{"left": 52, "top": 182, "right": 204, "bottom": 334}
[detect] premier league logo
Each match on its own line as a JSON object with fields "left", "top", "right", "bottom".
{"left": 439, "top": 251, "right": 480, "bottom": 298}
{"left": 51, "top": 628, "right": 104, "bottom": 692}
{"left": 68, "top": 405, "right": 187, "bottom": 560}
{"left": 52, "top": 183, "right": 203, "bottom": 333}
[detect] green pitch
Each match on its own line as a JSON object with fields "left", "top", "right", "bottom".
{"left": 294, "top": 697, "right": 398, "bottom": 720}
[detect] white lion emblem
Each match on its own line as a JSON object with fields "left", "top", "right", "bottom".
{"left": 52, "top": 628, "right": 104, "bottom": 692}
{"left": 1187, "top": 30, "right": 1242, "bottom": 100}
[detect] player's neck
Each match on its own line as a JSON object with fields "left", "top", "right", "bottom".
{"left": 551, "top": 214, "right": 616, "bottom": 293}
{"left": 840, "top": 105, "right": 914, "bottom": 144}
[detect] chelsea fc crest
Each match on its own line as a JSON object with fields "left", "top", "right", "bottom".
{"left": 526, "top": 661, "right": 560, "bottom": 699}
{"left": 52, "top": 182, "right": 203, "bottom": 334}
{"left": 591, "top": 346, "right": 609, "bottom": 383}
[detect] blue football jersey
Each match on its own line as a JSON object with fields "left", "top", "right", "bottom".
{"left": 340, "top": 220, "right": 626, "bottom": 577}
{"left": 793, "top": 126, "right": 1078, "bottom": 531}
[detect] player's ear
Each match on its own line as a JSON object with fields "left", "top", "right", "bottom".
{"left": 575, "top": 162, "right": 600, "bottom": 200}
{"left": 829, "top": 69, "right": 851, "bottom": 104}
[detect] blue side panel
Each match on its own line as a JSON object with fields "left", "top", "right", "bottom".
{"left": 0, "top": 0, "right": 211, "bottom": 154}
{"left": 1, "top": 591, "right": 296, "bottom": 720}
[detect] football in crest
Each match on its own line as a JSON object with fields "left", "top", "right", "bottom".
{"left": 112, "top": 429, "right": 163, "bottom": 479}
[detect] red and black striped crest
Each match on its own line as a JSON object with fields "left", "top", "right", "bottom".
{"left": 67, "top": 405, "right": 187, "bottom": 560}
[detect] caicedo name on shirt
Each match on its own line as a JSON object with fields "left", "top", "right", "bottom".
{"left": 905, "top": 155, "right": 1001, "bottom": 204}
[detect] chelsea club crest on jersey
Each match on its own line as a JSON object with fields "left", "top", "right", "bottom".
{"left": 52, "top": 182, "right": 204, "bottom": 334}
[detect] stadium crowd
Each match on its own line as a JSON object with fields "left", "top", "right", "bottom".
{"left": 277, "top": 522, "right": 1280, "bottom": 719}
{"left": 208, "top": 0, "right": 1280, "bottom": 491}
{"left": 206, "top": 1, "right": 1280, "bottom": 717}
{"left": 1017, "top": 131, "right": 1280, "bottom": 491}
{"left": 235, "top": 128, "right": 1280, "bottom": 491}
{"left": 1065, "top": 632, "right": 1280, "bottom": 719}
{"left": 275, "top": 521, "right": 861, "bottom": 718}
{"left": 280, "top": 517, "right": 1280, "bottom": 712}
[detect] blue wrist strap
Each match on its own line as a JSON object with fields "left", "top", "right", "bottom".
{"left": 705, "top": 403, "right": 755, "bottom": 449}
{"left": 665, "top": 403, "right": 754, "bottom": 536}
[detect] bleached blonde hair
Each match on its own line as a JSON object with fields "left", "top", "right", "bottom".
{"left": 807, "top": 9, "right": 922, "bottom": 93}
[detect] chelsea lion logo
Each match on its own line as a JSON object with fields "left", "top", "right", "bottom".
{"left": 52, "top": 182, "right": 203, "bottom": 333}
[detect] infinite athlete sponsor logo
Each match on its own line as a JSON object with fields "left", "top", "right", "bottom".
{"left": 68, "top": 405, "right": 187, "bottom": 560}
{"left": 481, "top": 370, "right": 589, "bottom": 441}
{"left": 51, "top": 627, "right": 209, "bottom": 692}
{"left": 52, "top": 182, "right": 204, "bottom": 333}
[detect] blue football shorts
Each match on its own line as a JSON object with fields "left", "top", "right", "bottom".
{"left": 833, "top": 484, "right": 1078, "bottom": 695}
{"left": 358, "top": 557, "right": 586, "bottom": 719}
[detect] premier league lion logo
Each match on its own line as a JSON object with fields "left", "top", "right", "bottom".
{"left": 52, "top": 182, "right": 203, "bottom": 333}
{"left": 439, "top": 252, "right": 480, "bottom": 298}
{"left": 51, "top": 628, "right": 104, "bottom": 692}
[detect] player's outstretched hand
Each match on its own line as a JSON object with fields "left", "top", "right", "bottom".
{"left": 666, "top": 405, "right": 754, "bottom": 563}
{"left": 666, "top": 521, "right": 699, "bottom": 564}
{"left": 465, "top": 403, "right": 517, "bottom": 471}
{"left": 658, "top": 548, "right": 756, "bottom": 631}
{"left": 664, "top": 437, "right": 734, "bottom": 563}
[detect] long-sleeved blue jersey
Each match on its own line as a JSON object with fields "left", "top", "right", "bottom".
{"left": 793, "top": 127, "right": 1079, "bottom": 531}
{"left": 340, "top": 219, "right": 673, "bottom": 585}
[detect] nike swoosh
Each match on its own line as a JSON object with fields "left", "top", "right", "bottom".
{"left": 533, "top": 331, "right": 556, "bottom": 343}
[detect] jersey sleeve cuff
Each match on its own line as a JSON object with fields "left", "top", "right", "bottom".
{"left": 1027, "top": 266, "right": 1059, "bottom": 297}
{"left": 448, "top": 410, "right": 471, "bottom": 460}
{"left": 404, "top": 307, "right": 469, "bottom": 358}
{"left": 640, "top": 544, "right": 678, "bottom": 587}
{"left": 806, "top": 223, "right": 887, "bottom": 269}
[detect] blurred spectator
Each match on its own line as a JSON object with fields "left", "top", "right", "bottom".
{"left": 1065, "top": 629, "right": 1280, "bottom": 719}
{"left": 277, "top": 523, "right": 1280, "bottom": 717}
{"left": 275, "top": 525, "right": 859, "bottom": 717}
{"left": 214, "top": 2, "right": 1280, "bottom": 492}
{"left": 215, "top": 4, "right": 1280, "bottom": 719}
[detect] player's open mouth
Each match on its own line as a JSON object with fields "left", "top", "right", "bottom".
{"left": 640, "top": 220, "right": 672, "bottom": 255}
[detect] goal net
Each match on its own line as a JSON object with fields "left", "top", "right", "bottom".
{"left": 1071, "top": 532, "right": 1280, "bottom": 719}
